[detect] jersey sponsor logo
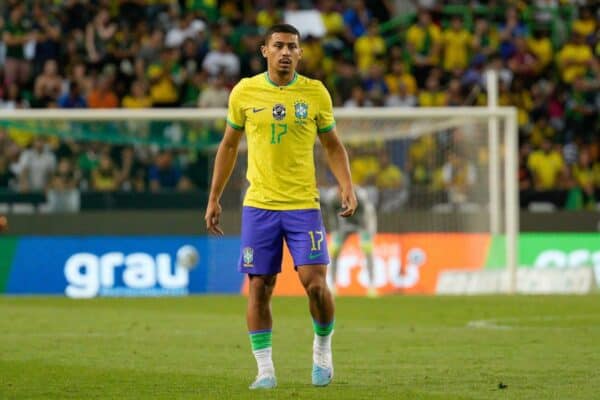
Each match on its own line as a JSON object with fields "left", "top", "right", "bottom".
{"left": 243, "top": 247, "right": 254, "bottom": 267}
{"left": 252, "top": 107, "right": 266, "bottom": 113}
{"left": 272, "top": 104, "right": 286, "bottom": 120}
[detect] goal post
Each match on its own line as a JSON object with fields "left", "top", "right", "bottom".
{"left": 0, "top": 103, "right": 519, "bottom": 294}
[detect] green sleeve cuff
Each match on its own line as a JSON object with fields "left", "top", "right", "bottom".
{"left": 317, "top": 122, "right": 336, "bottom": 134}
{"left": 227, "top": 119, "right": 244, "bottom": 130}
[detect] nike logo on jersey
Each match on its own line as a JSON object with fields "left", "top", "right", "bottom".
{"left": 308, "top": 253, "right": 322, "bottom": 260}
{"left": 252, "top": 107, "right": 266, "bottom": 113}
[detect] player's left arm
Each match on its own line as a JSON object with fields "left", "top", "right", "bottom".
{"left": 318, "top": 129, "right": 357, "bottom": 217}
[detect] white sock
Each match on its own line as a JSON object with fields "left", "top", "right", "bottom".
{"left": 313, "top": 332, "right": 333, "bottom": 367}
{"left": 253, "top": 347, "right": 275, "bottom": 377}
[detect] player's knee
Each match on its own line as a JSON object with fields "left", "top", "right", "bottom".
{"left": 304, "top": 280, "right": 328, "bottom": 300}
{"left": 249, "top": 275, "right": 276, "bottom": 301}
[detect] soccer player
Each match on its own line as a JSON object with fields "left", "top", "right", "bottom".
{"left": 0, "top": 215, "right": 7, "bottom": 232}
{"left": 321, "top": 186, "right": 377, "bottom": 297}
{"left": 204, "top": 24, "right": 357, "bottom": 389}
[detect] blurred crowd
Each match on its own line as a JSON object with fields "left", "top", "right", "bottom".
{"left": 0, "top": 0, "right": 598, "bottom": 211}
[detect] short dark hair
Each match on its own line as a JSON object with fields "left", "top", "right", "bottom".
{"left": 264, "top": 24, "right": 300, "bottom": 44}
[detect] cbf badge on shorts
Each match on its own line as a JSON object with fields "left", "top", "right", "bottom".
{"left": 243, "top": 247, "right": 254, "bottom": 267}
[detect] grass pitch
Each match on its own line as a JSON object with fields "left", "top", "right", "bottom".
{"left": 1, "top": 295, "right": 599, "bottom": 399}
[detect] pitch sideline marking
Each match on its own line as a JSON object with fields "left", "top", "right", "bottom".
{"left": 467, "top": 314, "right": 599, "bottom": 330}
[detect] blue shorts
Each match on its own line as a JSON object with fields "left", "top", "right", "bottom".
{"left": 238, "top": 206, "right": 330, "bottom": 275}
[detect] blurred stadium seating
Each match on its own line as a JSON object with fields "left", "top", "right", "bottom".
{"left": 0, "top": 0, "right": 597, "bottom": 212}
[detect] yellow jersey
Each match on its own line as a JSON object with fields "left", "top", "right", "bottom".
{"left": 442, "top": 29, "right": 472, "bottom": 71}
{"left": 227, "top": 72, "right": 336, "bottom": 210}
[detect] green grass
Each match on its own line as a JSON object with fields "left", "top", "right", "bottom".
{"left": 1, "top": 296, "right": 599, "bottom": 399}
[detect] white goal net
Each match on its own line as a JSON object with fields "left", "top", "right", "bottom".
{"left": 0, "top": 94, "right": 519, "bottom": 295}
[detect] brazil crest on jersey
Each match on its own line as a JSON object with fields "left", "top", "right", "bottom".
{"left": 227, "top": 72, "right": 336, "bottom": 210}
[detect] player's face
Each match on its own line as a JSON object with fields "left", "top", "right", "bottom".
{"left": 262, "top": 32, "right": 302, "bottom": 75}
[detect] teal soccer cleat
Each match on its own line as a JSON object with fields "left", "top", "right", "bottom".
{"left": 312, "top": 364, "right": 333, "bottom": 387}
{"left": 249, "top": 375, "right": 277, "bottom": 390}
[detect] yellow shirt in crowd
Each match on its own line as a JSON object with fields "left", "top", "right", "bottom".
{"left": 442, "top": 28, "right": 472, "bottom": 71}
{"left": 527, "top": 150, "right": 564, "bottom": 190}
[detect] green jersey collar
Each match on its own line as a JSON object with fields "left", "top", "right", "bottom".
{"left": 264, "top": 71, "right": 298, "bottom": 87}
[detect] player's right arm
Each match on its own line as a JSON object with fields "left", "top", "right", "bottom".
{"left": 205, "top": 124, "right": 243, "bottom": 235}
{"left": 205, "top": 79, "right": 247, "bottom": 235}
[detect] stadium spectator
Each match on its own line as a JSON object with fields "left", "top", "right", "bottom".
{"left": 58, "top": 82, "right": 87, "bottom": 109}
{"left": 343, "top": 0, "right": 372, "bottom": 40}
{"left": 472, "top": 18, "right": 498, "bottom": 59}
{"left": 377, "top": 150, "right": 408, "bottom": 211}
{"left": 16, "top": 137, "right": 56, "bottom": 192}
{"left": 31, "top": 2, "right": 61, "bottom": 76}
{"left": 197, "top": 73, "right": 230, "bottom": 108}
{"left": 572, "top": 6, "right": 596, "bottom": 43}
{"left": 497, "top": 6, "right": 527, "bottom": 61}
{"left": 407, "top": 135, "right": 436, "bottom": 188}
{"left": 441, "top": 150, "right": 477, "bottom": 205}
{"left": 256, "top": 3, "right": 281, "bottom": 31}
{"left": 527, "top": 138, "right": 566, "bottom": 191}
{"left": 47, "top": 157, "right": 79, "bottom": 207}
{"left": 527, "top": 28, "right": 553, "bottom": 75}
{"left": 117, "top": 146, "right": 148, "bottom": 192}
{"left": 165, "top": 12, "right": 206, "bottom": 48}
{"left": 0, "top": 82, "right": 29, "bottom": 109}
{"left": 85, "top": 7, "right": 117, "bottom": 70}
{"left": 3, "top": 4, "right": 33, "bottom": 87}
{"left": 385, "top": 60, "right": 417, "bottom": 97}
{"left": 570, "top": 148, "right": 597, "bottom": 210}
{"left": 87, "top": 74, "right": 119, "bottom": 108}
{"left": 441, "top": 16, "right": 472, "bottom": 74}
{"left": 385, "top": 81, "right": 417, "bottom": 107}
{"left": 319, "top": 0, "right": 347, "bottom": 52}
{"left": 91, "top": 152, "right": 120, "bottom": 191}
{"left": 300, "top": 35, "right": 326, "bottom": 76}
{"left": 376, "top": 151, "right": 404, "bottom": 190}
{"left": 33, "top": 60, "right": 63, "bottom": 108}
{"left": 180, "top": 37, "right": 205, "bottom": 78}
{"left": 332, "top": 58, "right": 362, "bottom": 106}
{"left": 66, "top": 61, "right": 94, "bottom": 99}
{"left": 354, "top": 20, "right": 386, "bottom": 74}
{"left": 201, "top": 36, "right": 240, "bottom": 79}
{"left": 178, "top": 150, "right": 210, "bottom": 191}
{"left": 343, "top": 85, "right": 373, "bottom": 107}
{"left": 418, "top": 74, "right": 446, "bottom": 106}
{"left": 508, "top": 37, "right": 538, "bottom": 79}
{"left": 349, "top": 144, "right": 379, "bottom": 186}
{"left": 147, "top": 64, "right": 179, "bottom": 107}
{"left": 557, "top": 30, "right": 594, "bottom": 84}
{"left": 362, "top": 63, "right": 389, "bottom": 104}
{"left": 565, "top": 75, "right": 598, "bottom": 143}
{"left": 122, "top": 80, "right": 152, "bottom": 108}
{"left": 148, "top": 150, "right": 181, "bottom": 191}
{"left": 519, "top": 143, "right": 534, "bottom": 191}
{"left": 138, "top": 28, "right": 165, "bottom": 67}
{"left": 530, "top": 116, "right": 557, "bottom": 149}
{"left": 406, "top": 9, "right": 441, "bottom": 87}
{"left": 0, "top": 154, "right": 17, "bottom": 190}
